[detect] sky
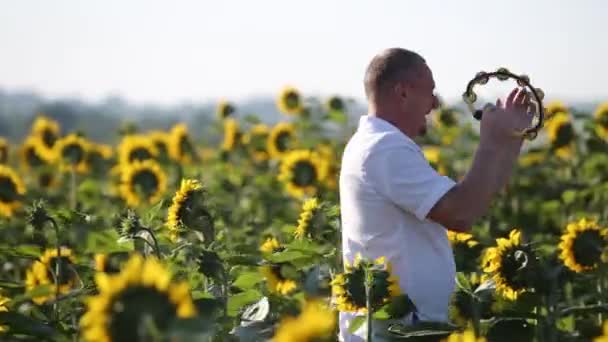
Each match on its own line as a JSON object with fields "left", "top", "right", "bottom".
{"left": 1, "top": 0, "right": 607, "bottom": 106}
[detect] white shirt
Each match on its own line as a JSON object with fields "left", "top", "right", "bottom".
{"left": 338, "top": 115, "right": 457, "bottom": 341}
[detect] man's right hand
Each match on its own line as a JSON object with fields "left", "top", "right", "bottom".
{"left": 479, "top": 88, "right": 534, "bottom": 149}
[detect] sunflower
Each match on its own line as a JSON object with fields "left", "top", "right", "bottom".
{"left": 147, "top": 130, "right": 170, "bottom": 159}
{"left": 441, "top": 328, "right": 487, "bottom": 342}
{"left": 325, "top": 95, "right": 345, "bottom": 113}
{"left": 95, "top": 252, "right": 131, "bottom": 274}
{"left": 545, "top": 100, "right": 569, "bottom": 119}
{"left": 38, "top": 170, "right": 60, "bottom": 190}
{"left": 0, "top": 165, "right": 26, "bottom": 218}
{"left": 558, "top": 218, "right": 608, "bottom": 273}
{"left": 278, "top": 150, "right": 328, "bottom": 198}
{"left": 593, "top": 102, "right": 608, "bottom": 141}
{"left": 294, "top": 197, "right": 320, "bottom": 239}
{"left": 518, "top": 150, "right": 545, "bottom": 168}
{"left": 0, "top": 137, "right": 8, "bottom": 164}
{"left": 20, "top": 135, "right": 54, "bottom": 169}
{"left": 595, "top": 321, "right": 608, "bottom": 342}
{"left": 80, "top": 254, "right": 197, "bottom": 342}
{"left": 31, "top": 115, "right": 60, "bottom": 153}
{"left": 277, "top": 86, "right": 303, "bottom": 115}
{"left": 241, "top": 124, "right": 270, "bottom": 162}
{"left": 168, "top": 123, "right": 197, "bottom": 165}
{"left": 259, "top": 237, "right": 282, "bottom": 254}
{"left": 546, "top": 112, "right": 575, "bottom": 158}
{"left": 119, "top": 160, "right": 167, "bottom": 207}
{"left": 221, "top": 118, "right": 240, "bottom": 152}
{"left": 216, "top": 100, "right": 235, "bottom": 120}
{"left": 54, "top": 134, "right": 91, "bottom": 173}
{"left": 166, "top": 179, "right": 205, "bottom": 242}
{"left": 447, "top": 231, "right": 479, "bottom": 248}
{"left": 331, "top": 254, "right": 401, "bottom": 313}
{"left": 273, "top": 299, "right": 336, "bottom": 342}
{"left": 433, "top": 107, "right": 459, "bottom": 128}
{"left": 267, "top": 122, "right": 297, "bottom": 159}
{"left": 0, "top": 294, "right": 9, "bottom": 332}
{"left": 316, "top": 143, "right": 338, "bottom": 190}
{"left": 423, "top": 146, "right": 448, "bottom": 175}
{"left": 481, "top": 229, "right": 537, "bottom": 300}
{"left": 260, "top": 264, "right": 298, "bottom": 296}
{"left": 25, "top": 247, "right": 77, "bottom": 304}
{"left": 259, "top": 238, "right": 298, "bottom": 295}
{"left": 118, "top": 134, "right": 159, "bottom": 166}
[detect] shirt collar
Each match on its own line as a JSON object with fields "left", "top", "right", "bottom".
{"left": 358, "top": 115, "right": 420, "bottom": 150}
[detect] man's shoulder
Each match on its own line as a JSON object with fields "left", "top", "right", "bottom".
{"left": 345, "top": 129, "right": 419, "bottom": 156}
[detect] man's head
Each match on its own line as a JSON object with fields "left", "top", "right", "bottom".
{"left": 364, "top": 48, "right": 439, "bottom": 137}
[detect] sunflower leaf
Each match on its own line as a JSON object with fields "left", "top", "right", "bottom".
{"left": 348, "top": 316, "right": 366, "bottom": 334}
{"left": 227, "top": 289, "right": 263, "bottom": 318}
{"left": 233, "top": 271, "right": 265, "bottom": 290}
{"left": 0, "top": 311, "right": 57, "bottom": 338}
{"left": 11, "top": 285, "right": 53, "bottom": 305}
{"left": 455, "top": 272, "right": 473, "bottom": 294}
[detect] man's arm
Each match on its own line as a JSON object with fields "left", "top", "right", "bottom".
{"left": 427, "top": 88, "right": 532, "bottom": 232}
{"left": 427, "top": 143, "right": 521, "bottom": 232}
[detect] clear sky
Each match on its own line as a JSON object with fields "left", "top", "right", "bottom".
{"left": 1, "top": 0, "right": 606, "bottom": 105}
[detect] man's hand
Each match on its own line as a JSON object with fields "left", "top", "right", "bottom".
{"left": 479, "top": 88, "right": 534, "bottom": 149}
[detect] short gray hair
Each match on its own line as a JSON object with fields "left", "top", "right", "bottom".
{"left": 364, "top": 48, "right": 426, "bottom": 101}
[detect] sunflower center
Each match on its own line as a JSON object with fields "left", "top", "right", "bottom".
{"left": 26, "top": 147, "right": 45, "bottom": 167}
{"left": 292, "top": 161, "right": 317, "bottom": 187}
{"left": 499, "top": 248, "right": 531, "bottom": 290}
{"left": 439, "top": 110, "right": 457, "bottom": 126}
{"left": 284, "top": 92, "right": 300, "bottom": 110}
{"left": 598, "top": 112, "right": 608, "bottom": 129}
{"left": 38, "top": 172, "right": 54, "bottom": 188}
{"left": 62, "top": 143, "right": 85, "bottom": 165}
{"left": 128, "top": 147, "right": 153, "bottom": 163}
{"left": 42, "top": 129, "right": 57, "bottom": 148}
{"left": 251, "top": 133, "right": 268, "bottom": 152}
{"left": 0, "top": 145, "right": 7, "bottom": 163}
{"left": 0, "top": 176, "right": 18, "bottom": 202}
{"left": 132, "top": 169, "right": 159, "bottom": 199}
{"left": 275, "top": 132, "right": 292, "bottom": 152}
{"left": 47, "top": 256, "right": 75, "bottom": 285}
{"left": 108, "top": 286, "right": 179, "bottom": 342}
{"left": 329, "top": 97, "right": 344, "bottom": 111}
{"left": 340, "top": 268, "right": 365, "bottom": 309}
{"left": 179, "top": 136, "right": 195, "bottom": 159}
{"left": 572, "top": 230, "right": 604, "bottom": 267}
{"left": 553, "top": 123, "right": 575, "bottom": 148}
{"left": 221, "top": 104, "right": 234, "bottom": 118}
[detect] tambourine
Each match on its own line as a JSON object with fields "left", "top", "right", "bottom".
{"left": 462, "top": 67, "right": 545, "bottom": 140}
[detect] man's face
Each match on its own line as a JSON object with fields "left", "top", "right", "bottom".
{"left": 400, "top": 63, "right": 439, "bottom": 136}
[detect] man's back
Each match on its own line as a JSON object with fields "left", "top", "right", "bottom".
{"left": 338, "top": 115, "right": 457, "bottom": 340}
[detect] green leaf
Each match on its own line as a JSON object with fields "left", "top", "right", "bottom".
{"left": 227, "top": 290, "right": 263, "bottom": 317}
{"left": 86, "top": 230, "right": 132, "bottom": 253}
{"left": 233, "top": 271, "right": 265, "bottom": 290}
{"left": 167, "top": 317, "right": 215, "bottom": 340}
{"left": 265, "top": 250, "right": 307, "bottom": 263}
{"left": 386, "top": 321, "right": 458, "bottom": 339}
{"left": 225, "top": 255, "right": 261, "bottom": 267}
{"left": 11, "top": 285, "right": 53, "bottom": 305}
{"left": 348, "top": 316, "right": 366, "bottom": 334}
{"left": 455, "top": 272, "right": 473, "bottom": 294}
{"left": 0, "top": 311, "right": 57, "bottom": 338}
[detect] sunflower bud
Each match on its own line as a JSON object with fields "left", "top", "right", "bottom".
{"left": 27, "top": 200, "right": 51, "bottom": 231}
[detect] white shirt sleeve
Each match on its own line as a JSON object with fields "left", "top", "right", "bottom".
{"left": 367, "top": 144, "right": 457, "bottom": 222}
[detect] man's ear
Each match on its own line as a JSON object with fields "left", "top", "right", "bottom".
{"left": 394, "top": 82, "right": 407, "bottom": 99}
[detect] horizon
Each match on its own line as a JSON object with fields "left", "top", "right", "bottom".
{"left": 1, "top": 0, "right": 607, "bottom": 107}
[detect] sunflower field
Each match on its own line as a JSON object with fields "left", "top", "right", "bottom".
{"left": 0, "top": 86, "right": 608, "bottom": 342}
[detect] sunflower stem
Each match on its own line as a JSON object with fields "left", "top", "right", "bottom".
{"left": 140, "top": 227, "right": 161, "bottom": 258}
{"left": 69, "top": 169, "right": 77, "bottom": 210}
{"left": 364, "top": 265, "right": 373, "bottom": 342}
{"left": 49, "top": 217, "right": 61, "bottom": 322}
{"left": 598, "top": 273, "right": 604, "bottom": 325}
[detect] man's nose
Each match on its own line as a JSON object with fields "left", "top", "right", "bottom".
{"left": 432, "top": 94, "right": 440, "bottom": 109}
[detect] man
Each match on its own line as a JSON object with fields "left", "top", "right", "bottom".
{"left": 338, "top": 48, "right": 533, "bottom": 341}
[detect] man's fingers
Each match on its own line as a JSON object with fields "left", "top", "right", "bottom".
{"left": 514, "top": 88, "right": 528, "bottom": 107}
{"left": 506, "top": 88, "right": 519, "bottom": 108}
